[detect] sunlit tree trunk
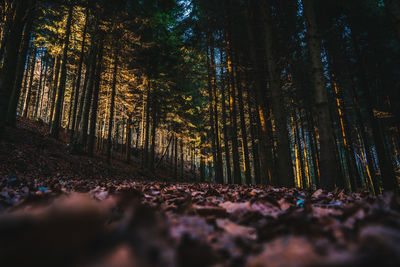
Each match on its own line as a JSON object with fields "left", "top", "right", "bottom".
{"left": 74, "top": 18, "right": 99, "bottom": 151}
{"left": 33, "top": 56, "right": 44, "bottom": 118}
{"left": 71, "top": 4, "right": 88, "bottom": 136}
{"left": 50, "top": 4, "right": 73, "bottom": 138}
{"left": 23, "top": 46, "right": 37, "bottom": 118}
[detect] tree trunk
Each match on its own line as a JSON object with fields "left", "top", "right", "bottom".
{"left": 22, "top": 46, "right": 37, "bottom": 118}
{"left": 302, "top": 0, "right": 339, "bottom": 190}
{"left": 38, "top": 59, "right": 48, "bottom": 119}
{"left": 7, "top": 3, "right": 35, "bottom": 126}
{"left": 87, "top": 42, "right": 103, "bottom": 156}
{"left": 48, "top": 56, "right": 61, "bottom": 123}
{"left": 352, "top": 35, "right": 398, "bottom": 192}
{"left": 261, "top": 3, "right": 294, "bottom": 187}
{"left": 174, "top": 135, "right": 178, "bottom": 178}
{"left": 19, "top": 53, "right": 30, "bottom": 115}
{"left": 142, "top": 81, "right": 151, "bottom": 169}
{"left": 225, "top": 37, "right": 242, "bottom": 185}
{"left": 149, "top": 91, "right": 157, "bottom": 171}
{"left": 385, "top": 0, "right": 400, "bottom": 40}
{"left": 206, "top": 42, "right": 219, "bottom": 183}
{"left": 236, "top": 70, "right": 252, "bottom": 185}
{"left": 200, "top": 134, "right": 206, "bottom": 182}
{"left": 245, "top": 4, "right": 274, "bottom": 184}
{"left": 50, "top": 4, "right": 73, "bottom": 138}
{"left": 180, "top": 139, "right": 184, "bottom": 180}
{"left": 71, "top": 4, "right": 89, "bottom": 135}
{"left": 33, "top": 56, "right": 44, "bottom": 118}
{"left": 126, "top": 114, "right": 132, "bottom": 163}
{"left": 246, "top": 85, "right": 261, "bottom": 185}
{"left": 210, "top": 40, "right": 224, "bottom": 183}
{"left": 219, "top": 49, "right": 232, "bottom": 185}
{"left": 0, "top": 0, "right": 27, "bottom": 136}
{"left": 106, "top": 49, "right": 119, "bottom": 161}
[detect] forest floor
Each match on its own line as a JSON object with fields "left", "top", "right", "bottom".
{"left": 1, "top": 118, "right": 400, "bottom": 267}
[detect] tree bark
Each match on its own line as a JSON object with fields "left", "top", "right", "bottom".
{"left": 48, "top": 56, "right": 61, "bottom": 123}
{"left": 236, "top": 70, "right": 252, "bottom": 185}
{"left": 22, "top": 45, "right": 37, "bottom": 118}
{"left": 71, "top": 4, "right": 89, "bottom": 135}
{"left": 225, "top": 36, "right": 242, "bottom": 185}
{"left": 126, "top": 114, "right": 132, "bottom": 163}
{"left": 385, "top": 0, "right": 400, "bottom": 40}
{"left": 206, "top": 42, "right": 220, "bottom": 183}
{"left": 210, "top": 39, "right": 224, "bottom": 183}
{"left": 87, "top": 42, "right": 103, "bottom": 156}
{"left": 219, "top": 50, "right": 232, "bottom": 185}
{"left": 106, "top": 48, "right": 118, "bottom": 161}
{"left": 302, "top": 0, "right": 339, "bottom": 190}
{"left": 0, "top": 0, "right": 27, "bottom": 136}
{"left": 50, "top": 4, "right": 73, "bottom": 138}
{"left": 7, "top": 2, "right": 35, "bottom": 126}
{"left": 261, "top": 2, "right": 294, "bottom": 187}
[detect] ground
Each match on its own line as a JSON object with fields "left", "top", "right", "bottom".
{"left": 0, "top": 118, "right": 399, "bottom": 267}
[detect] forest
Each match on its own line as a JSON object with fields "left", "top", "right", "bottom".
{"left": 0, "top": 0, "right": 400, "bottom": 266}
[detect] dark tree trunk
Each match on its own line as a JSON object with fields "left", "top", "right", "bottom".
{"left": 149, "top": 91, "right": 157, "bottom": 171}
{"left": 302, "top": 0, "right": 340, "bottom": 190}
{"left": 107, "top": 49, "right": 119, "bottom": 162}
{"left": 142, "top": 82, "right": 151, "bottom": 168}
{"left": 200, "top": 134, "right": 206, "bottom": 182}
{"left": 7, "top": 3, "right": 35, "bottom": 126}
{"left": 174, "top": 135, "right": 178, "bottom": 178}
{"left": 180, "top": 139, "right": 184, "bottom": 180}
{"left": 245, "top": 4, "right": 274, "bottom": 184}
{"left": 246, "top": 85, "right": 261, "bottom": 185}
{"left": 48, "top": 56, "right": 61, "bottom": 123}
{"left": 261, "top": 2, "right": 294, "bottom": 188}
{"left": 50, "top": 5, "right": 73, "bottom": 138}
{"left": 225, "top": 38, "right": 242, "bottom": 185}
{"left": 87, "top": 42, "right": 103, "bottom": 156}
{"left": 352, "top": 35, "right": 398, "bottom": 192}
{"left": 126, "top": 114, "right": 132, "bottom": 163}
{"left": 385, "top": 0, "right": 400, "bottom": 40}
{"left": 219, "top": 50, "right": 232, "bottom": 185}
{"left": 0, "top": 0, "right": 27, "bottom": 136}
{"left": 210, "top": 40, "right": 224, "bottom": 184}
{"left": 206, "top": 42, "right": 219, "bottom": 183}
{"left": 236, "top": 70, "right": 252, "bottom": 185}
